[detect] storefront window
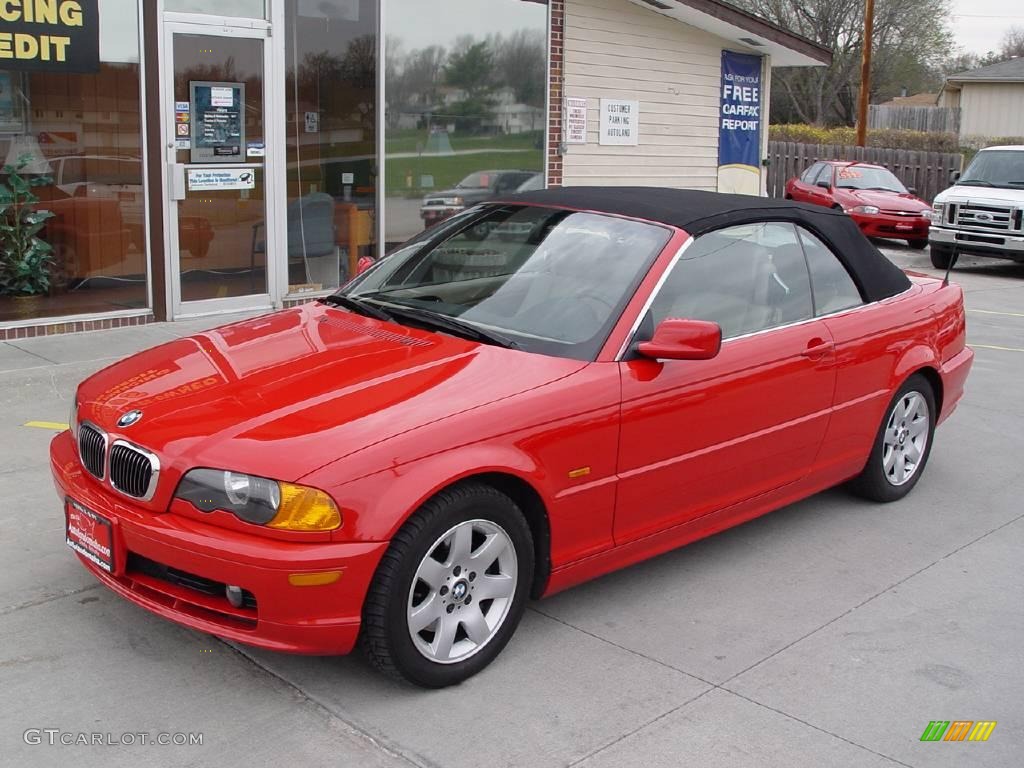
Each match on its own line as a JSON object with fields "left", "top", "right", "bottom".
{"left": 285, "top": 0, "right": 377, "bottom": 295}
{"left": 383, "top": 0, "right": 547, "bottom": 252}
{"left": 0, "top": 0, "right": 146, "bottom": 323}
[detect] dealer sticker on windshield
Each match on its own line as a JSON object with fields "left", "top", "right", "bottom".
{"left": 66, "top": 498, "right": 114, "bottom": 573}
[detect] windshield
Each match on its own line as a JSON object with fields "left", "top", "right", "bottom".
{"left": 959, "top": 150, "right": 1024, "bottom": 188}
{"left": 834, "top": 166, "right": 907, "bottom": 193}
{"left": 340, "top": 205, "right": 671, "bottom": 360}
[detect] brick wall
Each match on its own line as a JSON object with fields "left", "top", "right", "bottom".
{"left": 547, "top": 0, "right": 565, "bottom": 187}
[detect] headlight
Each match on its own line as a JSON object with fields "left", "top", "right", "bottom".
{"left": 443, "top": 196, "right": 464, "bottom": 207}
{"left": 929, "top": 203, "right": 944, "bottom": 223}
{"left": 848, "top": 205, "right": 880, "bottom": 215}
{"left": 175, "top": 469, "right": 341, "bottom": 531}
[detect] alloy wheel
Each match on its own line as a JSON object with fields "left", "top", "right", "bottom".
{"left": 407, "top": 519, "right": 518, "bottom": 664}
{"left": 882, "top": 390, "right": 930, "bottom": 486}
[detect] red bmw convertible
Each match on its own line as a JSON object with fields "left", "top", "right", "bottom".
{"left": 52, "top": 188, "right": 973, "bottom": 687}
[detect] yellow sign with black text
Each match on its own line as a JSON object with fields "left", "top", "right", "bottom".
{"left": 0, "top": 0, "right": 99, "bottom": 73}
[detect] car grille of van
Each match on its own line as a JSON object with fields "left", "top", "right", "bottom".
{"left": 955, "top": 203, "right": 1014, "bottom": 232}
{"left": 78, "top": 423, "right": 106, "bottom": 479}
{"left": 109, "top": 442, "right": 156, "bottom": 499}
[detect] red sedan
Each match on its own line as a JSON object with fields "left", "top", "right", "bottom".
{"left": 785, "top": 161, "right": 932, "bottom": 249}
{"left": 53, "top": 188, "right": 973, "bottom": 687}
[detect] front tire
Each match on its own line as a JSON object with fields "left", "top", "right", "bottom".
{"left": 930, "top": 245, "right": 957, "bottom": 269}
{"left": 360, "top": 482, "right": 534, "bottom": 687}
{"left": 848, "top": 374, "right": 936, "bottom": 502}
{"left": 908, "top": 239, "right": 928, "bottom": 250}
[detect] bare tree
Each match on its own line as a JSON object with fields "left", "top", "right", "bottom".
{"left": 737, "top": 0, "right": 953, "bottom": 125}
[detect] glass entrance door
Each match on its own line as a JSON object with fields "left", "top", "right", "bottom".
{"left": 164, "top": 23, "right": 276, "bottom": 316}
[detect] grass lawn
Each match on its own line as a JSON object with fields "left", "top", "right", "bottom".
{"left": 384, "top": 150, "right": 543, "bottom": 196}
{"left": 385, "top": 129, "right": 542, "bottom": 155}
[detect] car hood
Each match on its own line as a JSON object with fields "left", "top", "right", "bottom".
{"left": 836, "top": 188, "right": 928, "bottom": 211}
{"left": 424, "top": 187, "right": 490, "bottom": 203}
{"left": 934, "top": 184, "right": 1024, "bottom": 205}
{"left": 76, "top": 303, "right": 586, "bottom": 483}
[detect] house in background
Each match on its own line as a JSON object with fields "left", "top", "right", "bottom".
{"left": 939, "top": 58, "right": 1024, "bottom": 140}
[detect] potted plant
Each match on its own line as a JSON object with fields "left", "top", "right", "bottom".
{"left": 0, "top": 154, "right": 56, "bottom": 306}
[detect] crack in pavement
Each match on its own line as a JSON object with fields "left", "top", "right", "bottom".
{"left": 0, "top": 583, "right": 101, "bottom": 617}
{"left": 222, "top": 641, "right": 432, "bottom": 768}
{"left": 536, "top": 511, "right": 1024, "bottom": 768}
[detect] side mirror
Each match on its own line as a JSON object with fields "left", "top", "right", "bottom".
{"left": 816, "top": 180, "right": 832, "bottom": 190}
{"left": 907, "top": 186, "right": 917, "bottom": 195}
{"left": 637, "top": 318, "right": 722, "bottom": 361}
{"left": 950, "top": 171, "right": 961, "bottom": 183}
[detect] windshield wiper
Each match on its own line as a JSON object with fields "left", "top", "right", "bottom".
{"left": 957, "top": 179, "right": 993, "bottom": 187}
{"left": 380, "top": 304, "right": 518, "bottom": 349}
{"left": 319, "top": 294, "right": 393, "bottom": 321}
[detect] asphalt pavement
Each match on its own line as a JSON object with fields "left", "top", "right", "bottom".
{"left": 1, "top": 244, "right": 1021, "bottom": 768}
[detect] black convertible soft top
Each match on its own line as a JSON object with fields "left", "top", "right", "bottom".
{"left": 502, "top": 186, "right": 911, "bottom": 303}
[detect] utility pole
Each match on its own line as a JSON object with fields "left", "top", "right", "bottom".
{"left": 856, "top": 0, "right": 875, "bottom": 147}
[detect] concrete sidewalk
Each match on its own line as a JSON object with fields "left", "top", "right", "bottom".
{"left": 2, "top": 248, "right": 1022, "bottom": 767}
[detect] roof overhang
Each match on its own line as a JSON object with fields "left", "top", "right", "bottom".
{"left": 626, "top": 0, "right": 832, "bottom": 67}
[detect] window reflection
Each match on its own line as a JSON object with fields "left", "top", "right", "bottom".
{"left": 285, "top": 0, "right": 378, "bottom": 295}
{"left": 384, "top": 0, "right": 547, "bottom": 251}
{"left": 0, "top": 0, "right": 145, "bottom": 322}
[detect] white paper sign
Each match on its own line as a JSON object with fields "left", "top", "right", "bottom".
{"left": 305, "top": 111, "right": 319, "bottom": 133}
{"left": 564, "top": 97, "right": 588, "bottom": 144}
{"left": 187, "top": 168, "right": 256, "bottom": 191}
{"left": 599, "top": 99, "right": 639, "bottom": 146}
{"left": 210, "top": 87, "right": 233, "bottom": 107}
{"left": 342, "top": 172, "right": 355, "bottom": 184}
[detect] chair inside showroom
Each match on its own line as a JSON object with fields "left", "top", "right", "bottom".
{"left": 250, "top": 193, "right": 340, "bottom": 288}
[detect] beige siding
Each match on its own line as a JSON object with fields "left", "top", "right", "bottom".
{"left": 959, "top": 83, "right": 1024, "bottom": 138}
{"left": 562, "top": 0, "right": 743, "bottom": 190}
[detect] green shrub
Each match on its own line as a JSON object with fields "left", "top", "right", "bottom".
{"left": 769, "top": 125, "right": 961, "bottom": 153}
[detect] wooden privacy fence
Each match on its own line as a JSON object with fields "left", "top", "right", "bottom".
{"left": 868, "top": 104, "right": 961, "bottom": 134}
{"left": 766, "top": 142, "right": 965, "bottom": 204}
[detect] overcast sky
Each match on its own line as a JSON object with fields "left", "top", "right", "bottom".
{"left": 388, "top": 0, "right": 545, "bottom": 50}
{"left": 950, "top": 0, "right": 1024, "bottom": 55}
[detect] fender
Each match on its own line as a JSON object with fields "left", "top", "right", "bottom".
{"left": 892, "top": 342, "right": 939, "bottom": 389}
{"left": 318, "top": 442, "right": 550, "bottom": 543}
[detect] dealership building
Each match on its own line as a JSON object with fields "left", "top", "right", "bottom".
{"left": 0, "top": 0, "right": 828, "bottom": 337}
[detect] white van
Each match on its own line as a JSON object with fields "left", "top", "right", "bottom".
{"left": 928, "top": 146, "right": 1024, "bottom": 268}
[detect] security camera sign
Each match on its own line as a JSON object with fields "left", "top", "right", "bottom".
{"left": 187, "top": 168, "right": 256, "bottom": 191}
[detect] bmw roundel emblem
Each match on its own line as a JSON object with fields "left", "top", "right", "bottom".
{"left": 117, "top": 410, "right": 143, "bottom": 428}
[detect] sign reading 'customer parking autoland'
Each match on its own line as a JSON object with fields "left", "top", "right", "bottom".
{"left": 0, "top": 0, "right": 99, "bottom": 73}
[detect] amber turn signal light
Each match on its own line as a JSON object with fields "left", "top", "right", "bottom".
{"left": 266, "top": 483, "right": 342, "bottom": 531}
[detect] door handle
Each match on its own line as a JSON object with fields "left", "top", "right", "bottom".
{"left": 801, "top": 338, "right": 834, "bottom": 359}
{"left": 169, "top": 163, "right": 186, "bottom": 201}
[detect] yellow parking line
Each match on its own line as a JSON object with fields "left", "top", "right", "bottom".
{"left": 968, "top": 309, "right": 1024, "bottom": 318}
{"left": 23, "top": 421, "right": 69, "bottom": 431}
{"left": 972, "top": 344, "right": 1024, "bottom": 353}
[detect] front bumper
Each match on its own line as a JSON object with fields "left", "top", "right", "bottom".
{"left": 50, "top": 430, "right": 387, "bottom": 655}
{"left": 421, "top": 205, "right": 463, "bottom": 227}
{"left": 929, "top": 226, "right": 1024, "bottom": 260}
{"left": 850, "top": 212, "right": 930, "bottom": 240}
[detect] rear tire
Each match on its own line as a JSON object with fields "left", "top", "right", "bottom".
{"left": 360, "top": 482, "right": 534, "bottom": 688}
{"left": 930, "top": 245, "right": 957, "bottom": 269}
{"left": 848, "top": 374, "right": 936, "bottom": 503}
{"left": 908, "top": 239, "right": 928, "bottom": 250}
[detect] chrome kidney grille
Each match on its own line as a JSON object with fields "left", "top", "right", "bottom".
{"left": 109, "top": 441, "right": 159, "bottom": 500}
{"left": 78, "top": 423, "right": 107, "bottom": 479}
{"left": 76, "top": 422, "right": 159, "bottom": 501}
